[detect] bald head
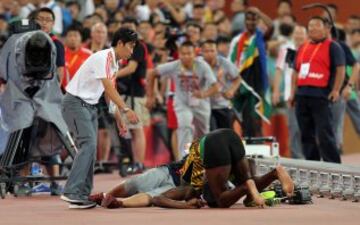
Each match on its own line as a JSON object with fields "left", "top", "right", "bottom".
{"left": 91, "top": 22, "right": 108, "bottom": 44}
{"left": 91, "top": 22, "right": 107, "bottom": 33}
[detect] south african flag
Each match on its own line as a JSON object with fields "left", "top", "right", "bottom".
{"left": 229, "top": 29, "right": 271, "bottom": 123}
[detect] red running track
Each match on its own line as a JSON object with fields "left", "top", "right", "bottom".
{"left": 0, "top": 154, "right": 359, "bottom": 225}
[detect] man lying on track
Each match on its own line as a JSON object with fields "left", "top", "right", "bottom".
{"left": 89, "top": 156, "right": 188, "bottom": 208}
{"left": 91, "top": 129, "right": 294, "bottom": 209}
{"left": 152, "top": 129, "right": 294, "bottom": 208}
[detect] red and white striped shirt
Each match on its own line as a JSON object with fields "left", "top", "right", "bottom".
{"left": 66, "top": 48, "right": 118, "bottom": 104}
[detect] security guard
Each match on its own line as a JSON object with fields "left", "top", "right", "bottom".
{"left": 289, "top": 16, "right": 345, "bottom": 163}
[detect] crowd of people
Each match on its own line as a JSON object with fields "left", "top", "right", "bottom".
{"left": 0, "top": 0, "right": 359, "bottom": 209}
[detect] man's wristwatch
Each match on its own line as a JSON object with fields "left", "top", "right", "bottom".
{"left": 121, "top": 107, "right": 131, "bottom": 113}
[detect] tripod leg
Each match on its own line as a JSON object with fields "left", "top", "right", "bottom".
{"left": 1, "top": 131, "right": 13, "bottom": 166}
{"left": 0, "top": 131, "right": 14, "bottom": 167}
{"left": 55, "top": 129, "right": 78, "bottom": 159}
{"left": 0, "top": 126, "right": 34, "bottom": 198}
{"left": 0, "top": 130, "right": 22, "bottom": 198}
{"left": 0, "top": 130, "right": 23, "bottom": 167}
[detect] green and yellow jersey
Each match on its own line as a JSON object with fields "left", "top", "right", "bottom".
{"left": 179, "top": 136, "right": 207, "bottom": 190}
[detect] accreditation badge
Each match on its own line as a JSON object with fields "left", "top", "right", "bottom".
{"left": 299, "top": 63, "right": 310, "bottom": 78}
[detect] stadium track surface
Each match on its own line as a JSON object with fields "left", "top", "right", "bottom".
{"left": 1, "top": 154, "right": 360, "bottom": 225}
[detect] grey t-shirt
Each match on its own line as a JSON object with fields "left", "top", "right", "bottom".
{"left": 208, "top": 56, "right": 239, "bottom": 109}
{"left": 156, "top": 57, "right": 217, "bottom": 107}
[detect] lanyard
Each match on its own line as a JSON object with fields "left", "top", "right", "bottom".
{"left": 299, "top": 41, "right": 322, "bottom": 64}
{"left": 68, "top": 53, "right": 79, "bottom": 68}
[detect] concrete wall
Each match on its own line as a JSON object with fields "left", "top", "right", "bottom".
{"left": 225, "top": 0, "right": 359, "bottom": 25}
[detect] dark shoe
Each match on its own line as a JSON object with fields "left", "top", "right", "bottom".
{"left": 16, "top": 184, "right": 32, "bottom": 196}
{"left": 89, "top": 192, "right": 105, "bottom": 205}
{"left": 69, "top": 200, "right": 97, "bottom": 209}
{"left": 95, "top": 161, "right": 113, "bottom": 174}
{"left": 101, "top": 194, "right": 123, "bottom": 209}
{"left": 127, "top": 162, "right": 145, "bottom": 175}
{"left": 94, "top": 165, "right": 104, "bottom": 174}
{"left": 61, "top": 194, "right": 86, "bottom": 204}
{"left": 50, "top": 182, "right": 63, "bottom": 196}
{"left": 119, "top": 164, "right": 129, "bottom": 177}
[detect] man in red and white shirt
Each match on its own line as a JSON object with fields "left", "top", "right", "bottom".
{"left": 60, "top": 28, "right": 139, "bottom": 209}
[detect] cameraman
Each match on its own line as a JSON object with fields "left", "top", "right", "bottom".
{"left": 33, "top": 7, "right": 65, "bottom": 196}
{"left": 34, "top": 7, "right": 65, "bottom": 83}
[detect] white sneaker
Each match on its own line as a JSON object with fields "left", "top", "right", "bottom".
{"left": 68, "top": 201, "right": 97, "bottom": 209}
{"left": 60, "top": 194, "right": 84, "bottom": 204}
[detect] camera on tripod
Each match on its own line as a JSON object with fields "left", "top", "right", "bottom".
{"left": 23, "top": 33, "right": 53, "bottom": 81}
{"left": 0, "top": 19, "right": 78, "bottom": 199}
{"left": 0, "top": 19, "right": 61, "bottom": 130}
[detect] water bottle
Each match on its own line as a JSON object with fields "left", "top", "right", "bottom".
{"left": 31, "top": 163, "right": 42, "bottom": 176}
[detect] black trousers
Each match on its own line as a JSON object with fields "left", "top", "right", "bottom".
{"left": 203, "top": 128, "right": 247, "bottom": 169}
{"left": 210, "top": 108, "right": 233, "bottom": 131}
{"left": 295, "top": 96, "right": 341, "bottom": 163}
